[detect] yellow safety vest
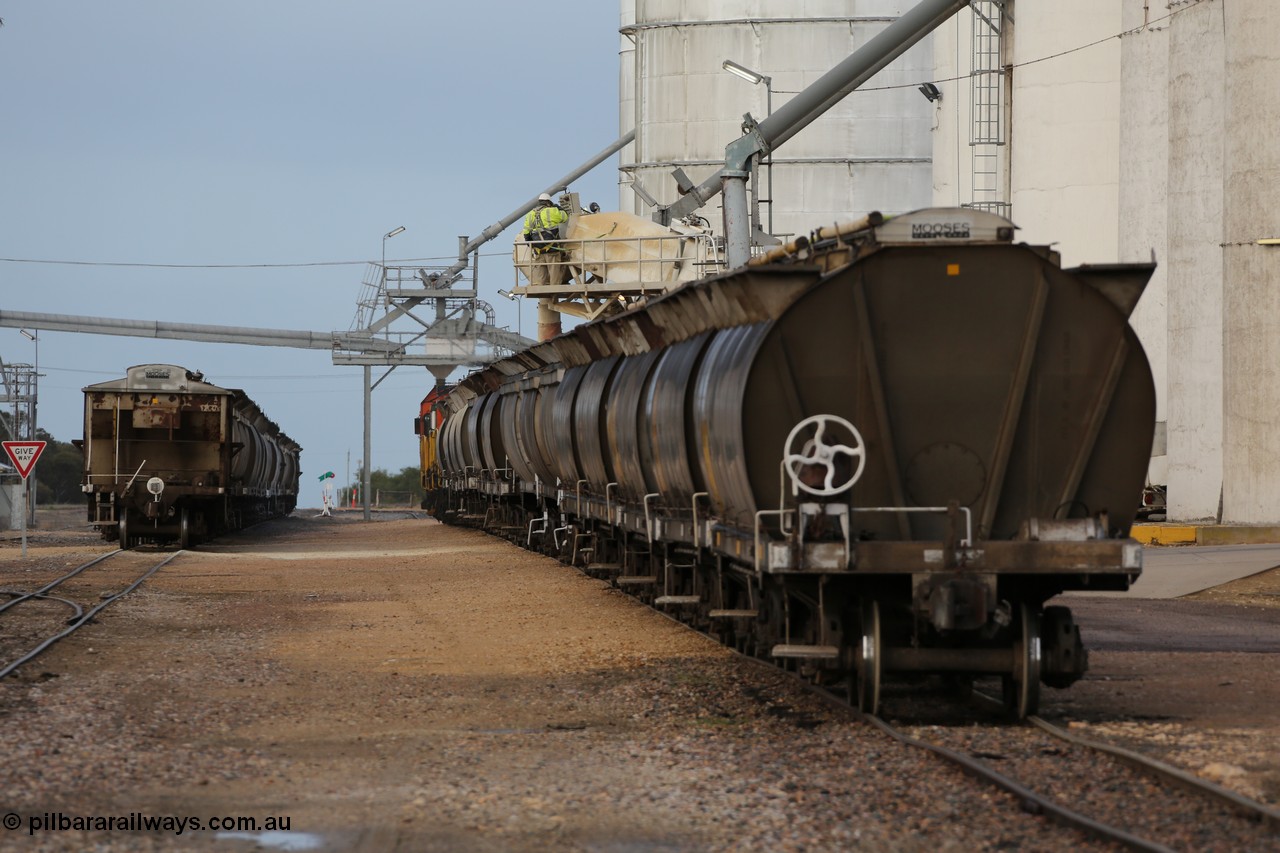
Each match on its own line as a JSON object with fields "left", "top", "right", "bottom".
{"left": 523, "top": 205, "right": 569, "bottom": 254}
{"left": 523, "top": 205, "right": 568, "bottom": 234}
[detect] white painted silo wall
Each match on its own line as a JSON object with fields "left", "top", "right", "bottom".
{"left": 1121, "top": 0, "right": 1280, "bottom": 524}
{"left": 1118, "top": 0, "right": 1170, "bottom": 496}
{"left": 935, "top": 1, "right": 1280, "bottom": 524}
{"left": 1009, "top": 4, "right": 1122, "bottom": 266}
{"left": 1222, "top": 0, "right": 1280, "bottom": 524}
{"left": 1165, "top": 4, "right": 1225, "bottom": 521}
{"left": 932, "top": 4, "right": 1122, "bottom": 266}
{"left": 620, "top": 1, "right": 935, "bottom": 239}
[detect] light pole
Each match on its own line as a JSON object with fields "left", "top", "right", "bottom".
{"left": 367, "top": 227, "right": 404, "bottom": 522}
{"left": 19, "top": 329, "right": 36, "bottom": 525}
{"left": 722, "top": 60, "right": 774, "bottom": 236}
{"left": 382, "top": 225, "right": 406, "bottom": 279}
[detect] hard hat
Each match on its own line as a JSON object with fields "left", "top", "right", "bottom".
{"left": 537, "top": 193, "right": 552, "bottom": 203}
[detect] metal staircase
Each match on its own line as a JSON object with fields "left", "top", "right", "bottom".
{"left": 342, "top": 260, "right": 533, "bottom": 386}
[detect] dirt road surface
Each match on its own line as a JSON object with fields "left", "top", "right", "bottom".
{"left": 2, "top": 511, "right": 1277, "bottom": 851}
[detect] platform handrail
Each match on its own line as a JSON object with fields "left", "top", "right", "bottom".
{"left": 514, "top": 229, "right": 724, "bottom": 293}
{"left": 643, "top": 493, "right": 661, "bottom": 545}
{"left": 754, "top": 508, "right": 796, "bottom": 577}
{"left": 692, "top": 492, "right": 709, "bottom": 548}
{"left": 526, "top": 510, "right": 549, "bottom": 547}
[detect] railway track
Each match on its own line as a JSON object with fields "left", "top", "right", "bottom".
{"left": 0, "top": 548, "right": 182, "bottom": 679}
{"left": 620, "top": 567, "right": 1280, "bottom": 851}
{"left": 1022, "top": 709, "right": 1280, "bottom": 833}
{"left": 875, "top": 704, "right": 1278, "bottom": 852}
{"left": 790, "top": 673, "right": 1280, "bottom": 852}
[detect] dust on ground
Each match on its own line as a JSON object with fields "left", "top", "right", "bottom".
{"left": 1, "top": 511, "right": 1277, "bottom": 851}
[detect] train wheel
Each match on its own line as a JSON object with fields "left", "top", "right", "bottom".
{"left": 856, "top": 598, "right": 881, "bottom": 715}
{"left": 118, "top": 516, "right": 132, "bottom": 550}
{"left": 179, "top": 508, "right": 191, "bottom": 550}
{"left": 1003, "top": 603, "right": 1042, "bottom": 719}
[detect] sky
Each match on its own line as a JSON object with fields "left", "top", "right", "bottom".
{"left": 0, "top": 2, "right": 622, "bottom": 504}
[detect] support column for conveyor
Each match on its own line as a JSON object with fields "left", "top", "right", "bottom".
{"left": 537, "top": 300, "right": 562, "bottom": 342}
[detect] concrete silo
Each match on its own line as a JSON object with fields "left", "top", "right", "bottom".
{"left": 618, "top": 1, "right": 936, "bottom": 241}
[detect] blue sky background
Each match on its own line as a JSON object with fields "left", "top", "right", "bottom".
{"left": 0, "top": 2, "right": 621, "bottom": 503}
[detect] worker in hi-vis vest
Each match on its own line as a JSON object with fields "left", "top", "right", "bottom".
{"left": 522, "top": 193, "right": 570, "bottom": 287}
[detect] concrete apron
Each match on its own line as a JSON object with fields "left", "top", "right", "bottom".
{"left": 1068, "top": 536, "right": 1280, "bottom": 600}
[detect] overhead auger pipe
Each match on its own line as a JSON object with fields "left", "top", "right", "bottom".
{"left": 653, "top": 0, "right": 971, "bottom": 268}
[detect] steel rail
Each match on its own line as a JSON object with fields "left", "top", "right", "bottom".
{"left": 860, "top": 712, "right": 1175, "bottom": 853}
{"left": 0, "top": 550, "right": 183, "bottom": 680}
{"left": 604, "top": 573, "right": 1174, "bottom": 852}
{"left": 502, "top": 522, "right": 1260, "bottom": 850}
{"left": 1027, "top": 713, "right": 1280, "bottom": 832}
{"left": 968, "top": 686, "right": 1280, "bottom": 830}
{"left": 0, "top": 590, "right": 85, "bottom": 621}
{"left": 757, "top": 664, "right": 1176, "bottom": 852}
{"left": 0, "top": 549, "right": 120, "bottom": 616}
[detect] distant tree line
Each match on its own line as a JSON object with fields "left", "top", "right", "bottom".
{"left": 343, "top": 466, "right": 423, "bottom": 507}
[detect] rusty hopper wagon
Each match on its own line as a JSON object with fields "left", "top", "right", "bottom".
{"left": 427, "top": 208, "right": 1156, "bottom": 717}
{"left": 81, "top": 364, "right": 301, "bottom": 548}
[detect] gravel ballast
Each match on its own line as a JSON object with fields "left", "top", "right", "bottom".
{"left": 2, "top": 512, "right": 1278, "bottom": 851}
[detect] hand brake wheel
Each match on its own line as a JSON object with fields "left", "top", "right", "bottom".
{"left": 783, "top": 415, "right": 867, "bottom": 497}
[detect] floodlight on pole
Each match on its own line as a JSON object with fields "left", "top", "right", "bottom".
{"left": 722, "top": 59, "right": 768, "bottom": 87}
{"left": 368, "top": 226, "right": 406, "bottom": 523}
{"left": 382, "top": 225, "right": 406, "bottom": 271}
{"left": 722, "top": 59, "right": 774, "bottom": 234}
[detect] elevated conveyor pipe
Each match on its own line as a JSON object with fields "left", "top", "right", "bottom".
{"left": 654, "top": 0, "right": 971, "bottom": 267}
{"left": 367, "top": 130, "right": 636, "bottom": 336}
{"left": 0, "top": 310, "right": 398, "bottom": 352}
{"left": 454, "top": 130, "right": 638, "bottom": 273}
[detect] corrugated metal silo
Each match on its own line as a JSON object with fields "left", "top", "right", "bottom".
{"left": 619, "top": 1, "right": 935, "bottom": 240}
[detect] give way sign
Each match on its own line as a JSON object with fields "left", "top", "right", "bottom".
{"left": 2, "top": 441, "right": 47, "bottom": 480}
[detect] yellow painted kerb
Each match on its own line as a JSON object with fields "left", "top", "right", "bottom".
{"left": 1130, "top": 524, "right": 1197, "bottom": 546}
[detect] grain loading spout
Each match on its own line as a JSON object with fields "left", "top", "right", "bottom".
{"left": 507, "top": 0, "right": 971, "bottom": 336}
{"left": 654, "top": 0, "right": 972, "bottom": 268}
{"left": 510, "top": 195, "right": 726, "bottom": 338}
